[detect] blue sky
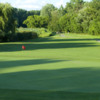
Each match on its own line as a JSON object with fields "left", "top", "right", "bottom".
{"left": 0, "top": 0, "right": 92, "bottom": 11}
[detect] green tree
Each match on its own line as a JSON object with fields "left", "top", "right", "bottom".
{"left": 65, "top": 0, "right": 84, "bottom": 13}
{"left": 88, "top": 0, "right": 100, "bottom": 35}
{"left": 48, "top": 10, "right": 61, "bottom": 32}
{"left": 0, "top": 3, "right": 17, "bottom": 41}
{"left": 75, "top": 0, "right": 100, "bottom": 34}
{"left": 58, "top": 5, "right": 66, "bottom": 17}
{"left": 13, "top": 8, "right": 40, "bottom": 27}
{"left": 40, "top": 4, "right": 56, "bottom": 20}
{"left": 23, "top": 15, "right": 49, "bottom": 28}
{"left": 48, "top": 5, "right": 66, "bottom": 32}
{"left": 0, "top": 3, "right": 16, "bottom": 34}
{"left": 89, "top": 20, "right": 100, "bottom": 35}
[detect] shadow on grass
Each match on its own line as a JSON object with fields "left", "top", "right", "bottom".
{"left": 0, "top": 38, "right": 99, "bottom": 52}
{"left": 32, "top": 37, "right": 99, "bottom": 42}
{"left": 0, "top": 59, "right": 65, "bottom": 68}
{"left": 0, "top": 89, "right": 100, "bottom": 100}
{"left": 0, "top": 66, "right": 100, "bottom": 100}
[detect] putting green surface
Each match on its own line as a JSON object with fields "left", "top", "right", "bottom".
{"left": 0, "top": 33, "right": 100, "bottom": 100}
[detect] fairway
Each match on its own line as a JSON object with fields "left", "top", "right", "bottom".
{"left": 0, "top": 33, "right": 100, "bottom": 100}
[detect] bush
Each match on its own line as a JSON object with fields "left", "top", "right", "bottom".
{"left": 11, "top": 31, "right": 38, "bottom": 41}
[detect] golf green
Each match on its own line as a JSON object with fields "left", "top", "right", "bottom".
{"left": 0, "top": 33, "right": 100, "bottom": 100}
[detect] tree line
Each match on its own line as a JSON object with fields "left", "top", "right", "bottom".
{"left": 0, "top": 0, "right": 100, "bottom": 41}
{"left": 0, "top": 3, "right": 40, "bottom": 41}
{"left": 24, "top": 0, "right": 100, "bottom": 35}
{"left": 0, "top": 3, "right": 16, "bottom": 41}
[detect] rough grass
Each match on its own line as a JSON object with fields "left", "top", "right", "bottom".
{"left": 17, "top": 28, "right": 51, "bottom": 37}
{"left": 0, "top": 33, "right": 100, "bottom": 100}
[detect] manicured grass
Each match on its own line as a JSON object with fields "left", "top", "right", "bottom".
{"left": 0, "top": 33, "right": 100, "bottom": 100}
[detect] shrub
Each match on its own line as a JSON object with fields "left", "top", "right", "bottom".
{"left": 11, "top": 31, "right": 38, "bottom": 41}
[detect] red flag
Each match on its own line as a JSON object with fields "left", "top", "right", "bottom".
{"left": 22, "top": 45, "right": 26, "bottom": 50}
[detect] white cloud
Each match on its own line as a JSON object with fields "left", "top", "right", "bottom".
{"left": 11, "top": 0, "right": 41, "bottom": 10}
{"left": 16, "top": 4, "right": 40, "bottom": 10}
{"left": 41, "top": 1, "right": 48, "bottom": 6}
{"left": 0, "top": 0, "right": 73, "bottom": 10}
{"left": 24, "top": 0, "right": 37, "bottom": 4}
{"left": 12, "top": 0, "right": 66, "bottom": 10}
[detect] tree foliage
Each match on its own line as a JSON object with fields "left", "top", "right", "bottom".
{"left": 48, "top": 10, "right": 61, "bottom": 32}
{"left": 40, "top": 4, "right": 56, "bottom": 20}
{"left": 22, "top": 0, "right": 100, "bottom": 35}
{"left": 23, "top": 15, "right": 49, "bottom": 28}
{"left": 0, "top": 3, "right": 16, "bottom": 40}
{"left": 1, "top": 0, "right": 100, "bottom": 42}
{"left": 13, "top": 8, "right": 40, "bottom": 27}
{"left": 65, "top": 0, "right": 84, "bottom": 13}
{"left": 48, "top": 0, "right": 100, "bottom": 35}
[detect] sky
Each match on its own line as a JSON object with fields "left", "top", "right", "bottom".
{"left": 0, "top": 0, "right": 92, "bottom": 11}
